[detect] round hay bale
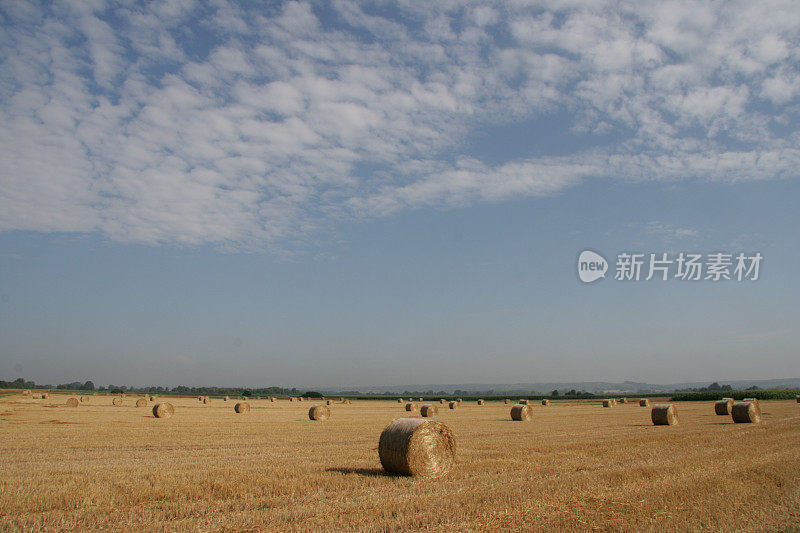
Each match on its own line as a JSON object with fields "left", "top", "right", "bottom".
{"left": 342, "top": 399, "right": 352, "bottom": 404}
{"left": 224, "top": 396, "right": 229, "bottom": 402}
{"left": 66, "top": 397, "right": 79, "bottom": 407}
{"left": 519, "top": 399, "right": 529, "bottom": 405}
{"left": 510, "top": 404, "right": 533, "bottom": 421}
{"left": 504, "top": 399, "right": 511, "bottom": 404}
{"left": 715, "top": 398, "right": 734, "bottom": 415}
{"left": 477, "top": 399, "right": 485, "bottom": 405}
{"left": 32, "top": 394, "right": 41, "bottom": 399}
{"left": 198, "top": 396, "right": 203, "bottom": 402}
{"left": 308, "top": 405, "right": 331, "bottom": 421}
{"left": 378, "top": 418, "right": 455, "bottom": 478}
{"left": 298, "top": 397, "right": 304, "bottom": 402}
{"left": 270, "top": 397, "right": 276, "bottom": 402}
{"left": 639, "top": 398, "right": 650, "bottom": 407}
{"left": 112, "top": 397, "right": 123, "bottom": 406}
{"left": 153, "top": 402, "right": 174, "bottom": 418}
{"left": 448, "top": 401, "right": 459, "bottom": 410}
{"left": 397, "top": 398, "right": 403, "bottom": 403}
{"left": 796, "top": 395, "right": 800, "bottom": 403}
{"left": 440, "top": 399, "right": 447, "bottom": 404}
{"left": 234, "top": 402, "right": 250, "bottom": 414}
{"left": 541, "top": 399, "right": 549, "bottom": 406}
{"left": 289, "top": 397, "right": 297, "bottom": 403}
{"left": 149, "top": 396, "right": 156, "bottom": 401}
{"left": 651, "top": 404, "right": 678, "bottom": 426}
{"left": 619, "top": 398, "right": 627, "bottom": 404}
{"left": 602, "top": 399, "right": 613, "bottom": 407}
{"left": 326, "top": 400, "right": 334, "bottom": 406}
{"left": 203, "top": 398, "right": 210, "bottom": 404}
{"left": 420, "top": 404, "right": 438, "bottom": 417}
{"left": 22, "top": 389, "right": 32, "bottom": 396}
{"left": 457, "top": 398, "right": 463, "bottom": 404}
{"left": 732, "top": 401, "right": 761, "bottom": 423}
{"left": 405, "top": 402, "right": 417, "bottom": 412}
{"left": 419, "top": 397, "right": 424, "bottom": 402}
{"left": 41, "top": 393, "right": 49, "bottom": 399}
{"left": 136, "top": 398, "right": 147, "bottom": 408}
{"left": 80, "top": 396, "right": 89, "bottom": 403}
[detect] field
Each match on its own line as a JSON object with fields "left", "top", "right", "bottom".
{"left": 1, "top": 393, "right": 799, "bottom": 531}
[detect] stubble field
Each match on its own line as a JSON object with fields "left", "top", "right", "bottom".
{"left": 1, "top": 393, "right": 799, "bottom": 532}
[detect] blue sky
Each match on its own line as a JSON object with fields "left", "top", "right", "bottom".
{"left": 1, "top": 1, "right": 798, "bottom": 388}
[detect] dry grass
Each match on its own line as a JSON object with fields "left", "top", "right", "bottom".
{"left": 1, "top": 392, "right": 799, "bottom": 531}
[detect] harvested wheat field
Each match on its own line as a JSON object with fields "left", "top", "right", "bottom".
{"left": 1, "top": 392, "right": 799, "bottom": 531}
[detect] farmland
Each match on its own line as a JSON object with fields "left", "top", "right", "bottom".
{"left": 1, "top": 392, "right": 799, "bottom": 531}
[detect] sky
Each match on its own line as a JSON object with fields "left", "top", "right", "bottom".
{"left": 0, "top": 1, "right": 798, "bottom": 389}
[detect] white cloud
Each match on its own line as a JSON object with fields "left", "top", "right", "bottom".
{"left": 0, "top": 0, "right": 799, "bottom": 251}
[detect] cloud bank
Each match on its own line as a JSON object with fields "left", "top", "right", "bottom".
{"left": 1, "top": 0, "right": 798, "bottom": 250}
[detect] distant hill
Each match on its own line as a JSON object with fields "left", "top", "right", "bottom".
{"left": 326, "top": 378, "right": 800, "bottom": 395}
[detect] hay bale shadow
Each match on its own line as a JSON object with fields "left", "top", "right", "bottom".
{"left": 325, "top": 467, "right": 391, "bottom": 478}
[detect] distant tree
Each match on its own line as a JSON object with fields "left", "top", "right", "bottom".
{"left": 83, "top": 380, "right": 95, "bottom": 391}
{"left": 110, "top": 388, "right": 123, "bottom": 394}
{"left": 551, "top": 389, "right": 559, "bottom": 397}
{"left": 302, "top": 391, "right": 323, "bottom": 398}
{"left": 746, "top": 385, "right": 760, "bottom": 390}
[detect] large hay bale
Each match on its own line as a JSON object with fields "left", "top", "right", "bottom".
{"left": 732, "top": 401, "right": 761, "bottom": 423}
{"left": 397, "top": 398, "right": 403, "bottom": 403}
{"left": 715, "top": 398, "right": 734, "bottom": 415}
{"left": 448, "top": 401, "right": 459, "bottom": 410}
{"left": 619, "top": 398, "right": 627, "bottom": 404}
{"left": 440, "top": 399, "right": 447, "bottom": 404}
{"left": 149, "top": 396, "right": 156, "bottom": 401}
{"left": 651, "top": 404, "right": 678, "bottom": 425}
{"left": 519, "top": 399, "right": 529, "bottom": 405}
{"left": 378, "top": 418, "right": 455, "bottom": 478}
{"left": 419, "top": 397, "right": 424, "bottom": 402}
{"left": 112, "top": 397, "right": 123, "bottom": 406}
{"left": 270, "top": 397, "right": 276, "bottom": 402}
{"left": 504, "top": 399, "right": 511, "bottom": 404}
{"left": 639, "top": 398, "right": 650, "bottom": 407}
{"left": 224, "top": 396, "right": 229, "bottom": 402}
{"left": 22, "top": 389, "right": 31, "bottom": 396}
{"left": 198, "top": 396, "right": 203, "bottom": 402}
{"left": 153, "top": 402, "right": 174, "bottom": 418}
{"left": 203, "top": 397, "right": 211, "bottom": 404}
{"left": 457, "top": 398, "right": 463, "bottom": 404}
{"left": 80, "top": 396, "right": 89, "bottom": 403}
{"left": 477, "top": 399, "right": 485, "bottom": 405}
{"left": 342, "top": 399, "right": 352, "bottom": 404}
{"left": 326, "top": 400, "right": 334, "bottom": 406}
{"left": 308, "top": 405, "right": 331, "bottom": 421}
{"left": 41, "top": 393, "right": 49, "bottom": 399}
{"left": 511, "top": 404, "right": 533, "bottom": 421}
{"left": 289, "top": 397, "right": 297, "bottom": 403}
{"left": 298, "top": 397, "right": 304, "bottom": 402}
{"left": 420, "top": 404, "right": 438, "bottom": 417}
{"left": 541, "top": 399, "right": 549, "bottom": 406}
{"left": 66, "top": 397, "right": 79, "bottom": 407}
{"left": 405, "top": 402, "right": 417, "bottom": 412}
{"left": 234, "top": 402, "right": 250, "bottom": 414}
{"left": 136, "top": 398, "right": 147, "bottom": 408}
{"left": 796, "top": 395, "right": 800, "bottom": 403}
{"left": 602, "top": 399, "right": 613, "bottom": 407}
